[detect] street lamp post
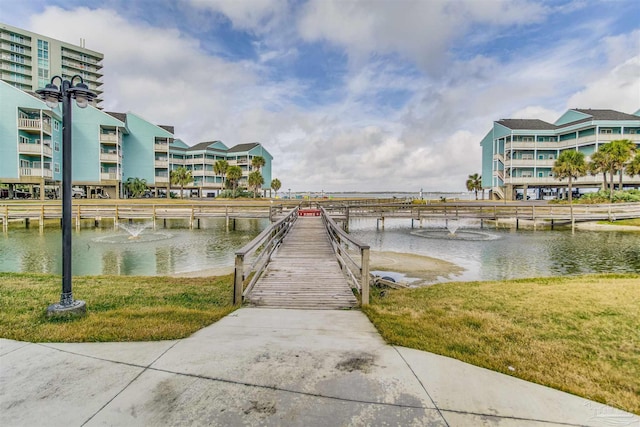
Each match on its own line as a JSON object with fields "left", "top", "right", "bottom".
{"left": 37, "top": 75, "right": 96, "bottom": 317}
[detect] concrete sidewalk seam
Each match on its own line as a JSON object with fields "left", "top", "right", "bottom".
{"left": 0, "top": 341, "right": 31, "bottom": 357}
{"left": 77, "top": 340, "right": 182, "bottom": 426}
{"left": 439, "top": 407, "right": 592, "bottom": 427}
{"left": 393, "top": 345, "right": 451, "bottom": 426}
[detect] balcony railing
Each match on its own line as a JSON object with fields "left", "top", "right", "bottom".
{"left": 100, "top": 172, "right": 119, "bottom": 181}
{"left": 18, "top": 143, "right": 52, "bottom": 157}
{"left": 100, "top": 152, "right": 119, "bottom": 162}
{"left": 18, "top": 118, "right": 52, "bottom": 134}
{"left": 155, "top": 176, "right": 169, "bottom": 183}
{"left": 154, "top": 143, "right": 169, "bottom": 151}
{"left": 100, "top": 133, "right": 118, "bottom": 143}
{"left": 20, "top": 167, "right": 53, "bottom": 178}
{"left": 155, "top": 160, "right": 169, "bottom": 167}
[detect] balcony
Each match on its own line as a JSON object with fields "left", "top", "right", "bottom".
{"left": 100, "top": 133, "right": 118, "bottom": 143}
{"left": 18, "top": 118, "right": 52, "bottom": 134}
{"left": 155, "top": 159, "right": 169, "bottom": 168}
{"left": 0, "top": 53, "right": 32, "bottom": 67}
{"left": 154, "top": 143, "right": 169, "bottom": 151}
{"left": 493, "top": 153, "right": 504, "bottom": 163}
{"left": 18, "top": 143, "right": 52, "bottom": 157}
{"left": 155, "top": 176, "right": 169, "bottom": 183}
{"left": 506, "top": 141, "right": 561, "bottom": 150}
{"left": 20, "top": 167, "right": 53, "bottom": 178}
{"left": 100, "top": 172, "right": 119, "bottom": 181}
{"left": 100, "top": 152, "right": 119, "bottom": 162}
{"left": 506, "top": 175, "right": 605, "bottom": 185}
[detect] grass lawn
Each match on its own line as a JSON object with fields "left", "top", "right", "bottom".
{"left": 361, "top": 274, "right": 640, "bottom": 414}
{"left": 0, "top": 272, "right": 236, "bottom": 342}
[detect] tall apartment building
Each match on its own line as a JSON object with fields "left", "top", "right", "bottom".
{"left": 480, "top": 109, "right": 640, "bottom": 200}
{"left": 0, "top": 22, "right": 104, "bottom": 107}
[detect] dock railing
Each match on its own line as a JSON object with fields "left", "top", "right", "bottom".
{"left": 233, "top": 207, "right": 299, "bottom": 305}
{"left": 320, "top": 207, "right": 370, "bottom": 306}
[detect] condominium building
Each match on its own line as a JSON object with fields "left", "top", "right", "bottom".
{"left": 0, "top": 22, "right": 104, "bottom": 107}
{"left": 480, "top": 109, "right": 640, "bottom": 200}
{"left": 0, "top": 81, "right": 273, "bottom": 199}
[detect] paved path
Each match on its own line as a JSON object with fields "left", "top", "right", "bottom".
{"left": 245, "top": 217, "right": 358, "bottom": 309}
{"left": 1, "top": 309, "right": 637, "bottom": 426}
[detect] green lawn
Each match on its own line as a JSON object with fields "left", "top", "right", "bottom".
{"left": 0, "top": 272, "right": 236, "bottom": 342}
{"left": 362, "top": 274, "right": 640, "bottom": 414}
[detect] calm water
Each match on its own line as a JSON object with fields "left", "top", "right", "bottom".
{"left": 0, "top": 218, "right": 269, "bottom": 276}
{"left": 1, "top": 217, "right": 639, "bottom": 282}
{"left": 348, "top": 218, "right": 640, "bottom": 284}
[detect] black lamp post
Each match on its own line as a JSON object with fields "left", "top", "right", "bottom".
{"left": 37, "top": 75, "right": 96, "bottom": 317}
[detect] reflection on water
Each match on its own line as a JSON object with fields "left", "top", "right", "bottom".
{"left": 348, "top": 218, "right": 640, "bottom": 284}
{"left": 0, "top": 218, "right": 269, "bottom": 276}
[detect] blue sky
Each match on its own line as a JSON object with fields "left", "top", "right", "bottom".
{"left": 3, "top": 0, "right": 639, "bottom": 192}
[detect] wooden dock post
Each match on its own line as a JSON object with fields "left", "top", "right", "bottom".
{"left": 39, "top": 205, "right": 44, "bottom": 233}
{"left": 233, "top": 254, "right": 244, "bottom": 305}
{"left": 361, "top": 247, "right": 370, "bottom": 306}
{"left": 76, "top": 205, "right": 81, "bottom": 230}
{"left": 152, "top": 205, "right": 157, "bottom": 230}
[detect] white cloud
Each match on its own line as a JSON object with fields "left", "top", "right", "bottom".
{"left": 297, "top": 0, "right": 548, "bottom": 71}
{"left": 20, "top": 3, "right": 640, "bottom": 193}
{"left": 189, "top": 0, "right": 290, "bottom": 33}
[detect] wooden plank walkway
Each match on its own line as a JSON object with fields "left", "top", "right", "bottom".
{"left": 245, "top": 216, "right": 358, "bottom": 309}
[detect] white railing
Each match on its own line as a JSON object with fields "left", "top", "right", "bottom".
{"left": 18, "top": 143, "right": 52, "bottom": 157}
{"left": 100, "top": 133, "right": 118, "bottom": 143}
{"left": 18, "top": 118, "right": 52, "bottom": 134}
{"left": 20, "top": 167, "right": 52, "bottom": 178}
{"left": 155, "top": 176, "right": 169, "bottom": 183}
{"left": 154, "top": 143, "right": 169, "bottom": 151}
{"left": 100, "top": 152, "right": 118, "bottom": 162}
{"left": 154, "top": 160, "right": 169, "bottom": 167}
{"left": 100, "top": 172, "right": 118, "bottom": 180}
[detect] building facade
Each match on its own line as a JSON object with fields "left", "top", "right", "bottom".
{"left": 480, "top": 109, "right": 640, "bottom": 200}
{"left": 0, "top": 22, "right": 104, "bottom": 107}
{"left": 1, "top": 82, "right": 273, "bottom": 199}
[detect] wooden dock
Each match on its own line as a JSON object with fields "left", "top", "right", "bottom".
{"left": 244, "top": 216, "right": 358, "bottom": 309}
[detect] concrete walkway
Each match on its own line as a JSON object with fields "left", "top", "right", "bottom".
{"left": 1, "top": 309, "right": 637, "bottom": 426}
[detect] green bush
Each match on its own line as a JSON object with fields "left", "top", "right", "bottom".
{"left": 577, "top": 189, "right": 640, "bottom": 204}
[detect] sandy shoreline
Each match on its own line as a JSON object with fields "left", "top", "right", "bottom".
{"left": 369, "top": 251, "right": 464, "bottom": 286}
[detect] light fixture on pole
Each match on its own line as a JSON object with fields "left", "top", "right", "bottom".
{"left": 37, "top": 75, "right": 96, "bottom": 317}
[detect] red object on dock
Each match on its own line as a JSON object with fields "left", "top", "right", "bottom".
{"left": 298, "top": 209, "right": 321, "bottom": 217}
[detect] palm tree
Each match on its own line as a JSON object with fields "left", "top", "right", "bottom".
{"left": 588, "top": 149, "right": 613, "bottom": 192}
{"left": 626, "top": 154, "right": 640, "bottom": 180}
{"left": 553, "top": 150, "right": 587, "bottom": 233}
{"left": 608, "top": 139, "right": 637, "bottom": 191}
{"left": 465, "top": 173, "right": 482, "bottom": 200}
{"left": 213, "top": 159, "right": 228, "bottom": 189}
{"left": 271, "top": 178, "right": 281, "bottom": 197}
{"left": 251, "top": 156, "right": 265, "bottom": 172}
{"left": 248, "top": 171, "right": 264, "bottom": 198}
{"left": 124, "top": 177, "right": 148, "bottom": 198}
{"left": 226, "top": 166, "right": 243, "bottom": 195}
{"left": 170, "top": 166, "right": 193, "bottom": 199}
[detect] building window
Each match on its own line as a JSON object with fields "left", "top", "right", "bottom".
{"left": 600, "top": 128, "right": 612, "bottom": 134}
{"left": 53, "top": 121, "right": 59, "bottom": 131}
{"left": 10, "top": 44, "right": 25, "bottom": 54}
{"left": 10, "top": 33, "right": 25, "bottom": 44}
{"left": 19, "top": 136, "right": 29, "bottom": 144}
{"left": 54, "top": 141, "right": 60, "bottom": 151}
{"left": 54, "top": 163, "right": 60, "bottom": 173}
